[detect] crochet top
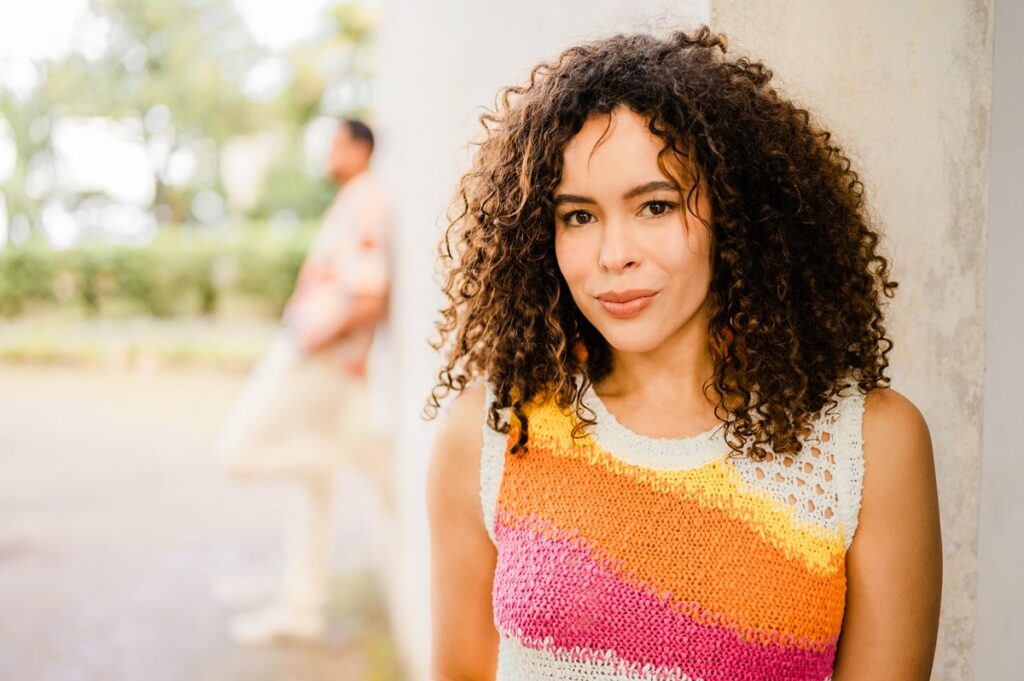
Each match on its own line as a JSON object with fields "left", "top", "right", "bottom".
{"left": 479, "top": 378, "right": 866, "bottom": 681}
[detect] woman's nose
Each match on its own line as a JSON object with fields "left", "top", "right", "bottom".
{"left": 598, "top": 221, "right": 640, "bottom": 272}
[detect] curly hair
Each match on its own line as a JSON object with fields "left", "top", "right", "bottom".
{"left": 426, "top": 25, "right": 897, "bottom": 461}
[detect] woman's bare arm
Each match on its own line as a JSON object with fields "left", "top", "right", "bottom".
{"left": 427, "top": 382, "right": 500, "bottom": 680}
{"left": 832, "top": 387, "right": 942, "bottom": 680}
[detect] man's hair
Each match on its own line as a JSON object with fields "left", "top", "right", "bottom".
{"left": 342, "top": 118, "right": 375, "bottom": 153}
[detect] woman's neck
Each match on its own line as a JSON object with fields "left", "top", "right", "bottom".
{"left": 597, "top": 325, "right": 721, "bottom": 424}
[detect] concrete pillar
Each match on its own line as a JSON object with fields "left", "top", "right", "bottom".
{"left": 373, "top": 0, "right": 1004, "bottom": 676}
{"left": 709, "top": 2, "right": 995, "bottom": 679}
{"left": 975, "top": 1, "right": 1024, "bottom": 679}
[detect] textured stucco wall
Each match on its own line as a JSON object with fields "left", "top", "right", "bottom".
{"left": 975, "top": 0, "right": 1024, "bottom": 679}
{"left": 709, "top": 2, "right": 995, "bottom": 679}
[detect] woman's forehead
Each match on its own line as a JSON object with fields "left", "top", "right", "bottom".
{"left": 558, "top": 110, "right": 696, "bottom": 193}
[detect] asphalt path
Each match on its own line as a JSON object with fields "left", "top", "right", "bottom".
{"left": 0, "top": 363, "right": 399, "bottom": 681}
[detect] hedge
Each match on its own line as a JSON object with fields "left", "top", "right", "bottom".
{"left": 0, "top": 225, "right": 314, "bottom": 319}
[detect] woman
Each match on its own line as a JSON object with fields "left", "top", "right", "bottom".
{"left": 426, "top": 27, "right": 941, "bottom": 680}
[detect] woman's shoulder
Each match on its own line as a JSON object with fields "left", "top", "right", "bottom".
{"left": 861, "top": 386, "right": 934, "bottom": 483}
{"left": 862, "top": 384, "right": 927, "bottom": 426}
{"left": 432, "top": 381, "right": 489, "bottom": 470}
{"left": 429, "top": 379, "right": 507, "bottom": 545}
{"left": 844, "top": 385, "right": 936, "bottom": 553}
{"left": 816, "top": 382, "right": 932, "bottom": 489}
{"left": 796, "top": 384, "right": 934, "bottom": 549}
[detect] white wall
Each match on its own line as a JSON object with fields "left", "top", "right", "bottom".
{"left": 975, "top": 0, "right": 1024, "bottom": 679}
{"left": 372, "top": 2, "right": 706, "bottom": 676}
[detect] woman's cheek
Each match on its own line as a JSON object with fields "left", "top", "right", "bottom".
{"left": 555, "top": 233, "right": 592, "bottom": 291}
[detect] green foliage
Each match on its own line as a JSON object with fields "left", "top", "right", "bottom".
{"left": 0, "top": 245, "right": 57, "bottom": 315}
{"left": 0, "top": 225, "right": 313, "bottom": 320}
{"left": 0, "top": 0, "right": 376, "bottom": 231}
{"left": 45, "top": 0, "right": 261, "bottom": 137}
{"left": 255, "top": 137, "right": 337, "bottom": 219}
{"left": 231, "top": 231, "right": 310, "bottom": 313}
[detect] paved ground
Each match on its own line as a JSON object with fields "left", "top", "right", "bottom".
{"left": 0, "top": 363, "right": 401, "bottom": 681}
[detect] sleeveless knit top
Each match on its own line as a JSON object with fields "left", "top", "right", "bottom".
{"left": 479, "top": 378, "right": 866, "bottom": 681}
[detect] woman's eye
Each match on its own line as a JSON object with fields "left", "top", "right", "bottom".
{"left": 562, "top": 210, "right": 594, "bottom": 226}
{"left": 641, "top": 200, "right": 677, "bottom": 217}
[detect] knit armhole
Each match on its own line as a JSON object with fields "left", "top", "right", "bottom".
{"left": 832, "top": 387, "right": 867, "bottom": 550}
{"left": 480, "top": 380, "right": 508, "bottom": 547}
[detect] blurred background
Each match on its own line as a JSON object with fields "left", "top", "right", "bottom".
{"left": 0, "top": 1, "right": 1019, "bottom": 680}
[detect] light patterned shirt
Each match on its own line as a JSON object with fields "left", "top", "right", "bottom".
{"left": 284, "top": 171, "right": 390, "bottom": 368}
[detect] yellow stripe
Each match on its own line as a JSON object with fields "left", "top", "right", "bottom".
{"left": 525, "top": 397, "right": 846, "bottom": 575}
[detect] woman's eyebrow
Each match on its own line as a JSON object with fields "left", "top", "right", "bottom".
{"left": 553, "top": 193, "right": 596, "bottom": 206}
{"left": 622, "top": 180, "right": 680, "bottom": 200}
{"left": 554, "top": 180, "right": 680, "bottom": 206}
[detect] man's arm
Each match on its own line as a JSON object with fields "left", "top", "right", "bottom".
{"left": 302, "top": 178, "right": 391, "bottom": 355}
{"left": 301, "top": 292, "right": 388, "bottom": 354}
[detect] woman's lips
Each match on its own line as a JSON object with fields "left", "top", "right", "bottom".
{"left": 596, "top": 291, "right": 657, "bottom": 318}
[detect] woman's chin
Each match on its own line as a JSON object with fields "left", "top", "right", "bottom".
{"left": 598, "top": 328, "right": 666, "bottom": 356}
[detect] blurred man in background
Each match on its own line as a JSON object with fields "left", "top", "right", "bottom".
{"left": 215, "top": 119, "right": 391, "bottom": 644}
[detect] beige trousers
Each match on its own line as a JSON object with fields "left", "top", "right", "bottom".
{"left": 216, "top": 331, "right": 380, "bottom": 617}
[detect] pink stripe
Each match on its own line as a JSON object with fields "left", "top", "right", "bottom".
{"left": 494, "top": 515, "right": 837, "bottom": 681}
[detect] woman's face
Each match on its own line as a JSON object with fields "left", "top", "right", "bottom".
{"left": 554, "top": 106, "right": 714, "bottom": 357}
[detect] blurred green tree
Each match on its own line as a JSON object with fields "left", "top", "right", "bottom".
{"left": 0, "top": 0, "right": 374, "bottom": 235}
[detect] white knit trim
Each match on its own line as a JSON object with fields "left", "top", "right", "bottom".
{"left": 832, "top": 386, "right": 867, "bottom": 550}
{"left": 480, "top": 380, "right": 508, "bottom": 547}
{"left": 496, "top": 635, "right": 701, "bottom": 681}
{"left": 582, "top": 381, "right": 728, "bottom": 471}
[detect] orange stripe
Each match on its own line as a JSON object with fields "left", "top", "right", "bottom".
{"left": 496, "top": 433, "right": 847, "bottom": 642}
{"left": 525, "top": 394, "right": 847, "bottom": 573}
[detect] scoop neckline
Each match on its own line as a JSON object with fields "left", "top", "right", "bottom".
{"left": 581, "top": 380, "right": 728, "bottom": 471}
